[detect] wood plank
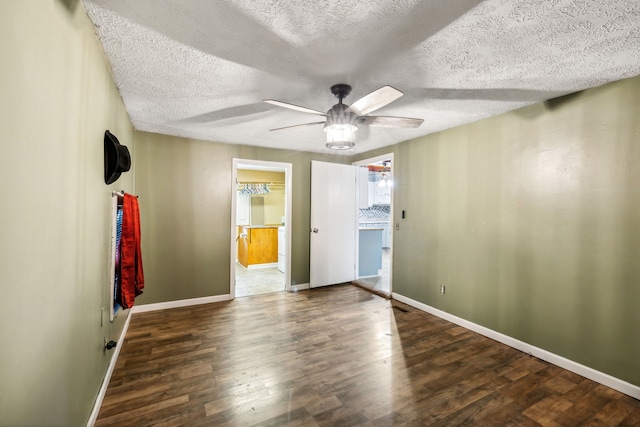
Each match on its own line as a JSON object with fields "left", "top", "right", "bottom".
{"left": 96, "top": 284, "right": 640, "bottom": 426}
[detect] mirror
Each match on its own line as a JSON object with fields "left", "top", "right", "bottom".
{"left": 250, "top": 197, "right": 265, "bottom": 226}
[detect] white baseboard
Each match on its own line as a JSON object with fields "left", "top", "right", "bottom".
{"left": 132, "top": 294, "right": 232, "bottom": 313}
{"left": 86, "top": 310, "right": 133, "bottom": 427}
{"left": 392, "top": 292, "right": 640, "bottom": 400}
{"left": 289, "top": 283, "right": 310, "bottom": 292}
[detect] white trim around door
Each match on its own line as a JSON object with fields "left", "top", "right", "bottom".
{"left": 230, "top": 159, "right": 293, "bottom": 297}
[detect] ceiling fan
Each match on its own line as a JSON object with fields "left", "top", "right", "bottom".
{"left": 264, "top": 84, "right": 423, "bottom": 150}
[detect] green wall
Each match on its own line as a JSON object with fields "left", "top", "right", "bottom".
{"left": 1, "top": 3, "right": 638, "bottom": 425}
{"left": 357, "top": 76, "right": 640, "bottom": 387}
{"left": 0, "top": 1, "right": 134, "bottom": 425}
{"left": 133, "top": 76, "right": 640, "bottom": 388}
{"left": 134, "top": 132, "right": 349, "bottom": 304}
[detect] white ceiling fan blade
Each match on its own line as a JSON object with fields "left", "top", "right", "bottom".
{"left": 346, "top": 86, "right": 403, "bottom": 116}
{"left": 264, "top": 99, "right": 328, "bottom": 116}
{"left": 269, "top": 121, "right": 326, "bottom": 131}
{"left": 358, "top": 116, "right": 423, "bottom": 128}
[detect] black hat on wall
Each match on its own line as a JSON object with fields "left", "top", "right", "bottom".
{"left": 104, "top": 130, "right": 131, "bottom": 185}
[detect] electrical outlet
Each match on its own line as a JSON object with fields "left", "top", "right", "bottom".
{"left": 440, "top": 285, "right": 445, "bottom": 294}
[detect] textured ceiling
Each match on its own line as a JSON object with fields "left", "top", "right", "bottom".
{"left": 83, "top": 0, "right": 640, "bottom": 155}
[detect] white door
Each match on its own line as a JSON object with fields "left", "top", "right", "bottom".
{"left": 310, "top": 160, "right": 358, "bottom": 288}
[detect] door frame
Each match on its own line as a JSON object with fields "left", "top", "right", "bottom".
{"left": 230, "top": 158, "right": 293, "bottom": 297}
{"left": 352, "top": 152, "right": 394, "bottom": 293}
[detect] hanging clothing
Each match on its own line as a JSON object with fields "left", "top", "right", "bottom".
{"left": 114, "top": 208, "right": 124, "bottom": 310}
{"left": 118, "top": 193, "right": 144, "bottom": 309}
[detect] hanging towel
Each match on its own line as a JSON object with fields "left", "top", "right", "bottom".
{"left": 118, "top": 193, "right": 144, "bottom": 309}
{"left": 114, "top": 208, "right": 123, "bottom": 308}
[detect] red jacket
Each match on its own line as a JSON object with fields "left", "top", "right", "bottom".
{"left": 118, "top": 194, "right": 144, "bottom": 308}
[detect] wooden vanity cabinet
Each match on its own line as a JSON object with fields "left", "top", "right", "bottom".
{"left": 237, "top": 226, "right": 278, "bottom": 268}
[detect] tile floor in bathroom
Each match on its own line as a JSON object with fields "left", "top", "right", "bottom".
{"left": 235, "top": 264, "right": 285, "bottom": 297}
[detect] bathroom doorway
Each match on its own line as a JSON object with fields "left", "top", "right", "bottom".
{"left": 231, "top": 159, "right": 292, "bottom": 298}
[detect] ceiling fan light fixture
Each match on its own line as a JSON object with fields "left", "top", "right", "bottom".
{"left": 325, "top": 123, "right": 357, "bottom": 150}
{"left": 265, "top": 84, "right": 421, "bottom": 150}
{"left": 324, "top": 103, "right": 358, "bottom": 150}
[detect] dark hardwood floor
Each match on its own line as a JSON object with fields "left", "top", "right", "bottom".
{"left": 96, "top": 284, "right": 640, "bottom": 426}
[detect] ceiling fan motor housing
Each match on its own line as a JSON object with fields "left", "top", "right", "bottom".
{"left": 324, "top": 104, "right": 358, "bottom": 129}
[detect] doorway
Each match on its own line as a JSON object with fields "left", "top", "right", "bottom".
{"left": 231, "top": 159, "right": 292, "bottom": 298}
{"left": 353, "top": 154, "right": 393, "bottom": 295}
